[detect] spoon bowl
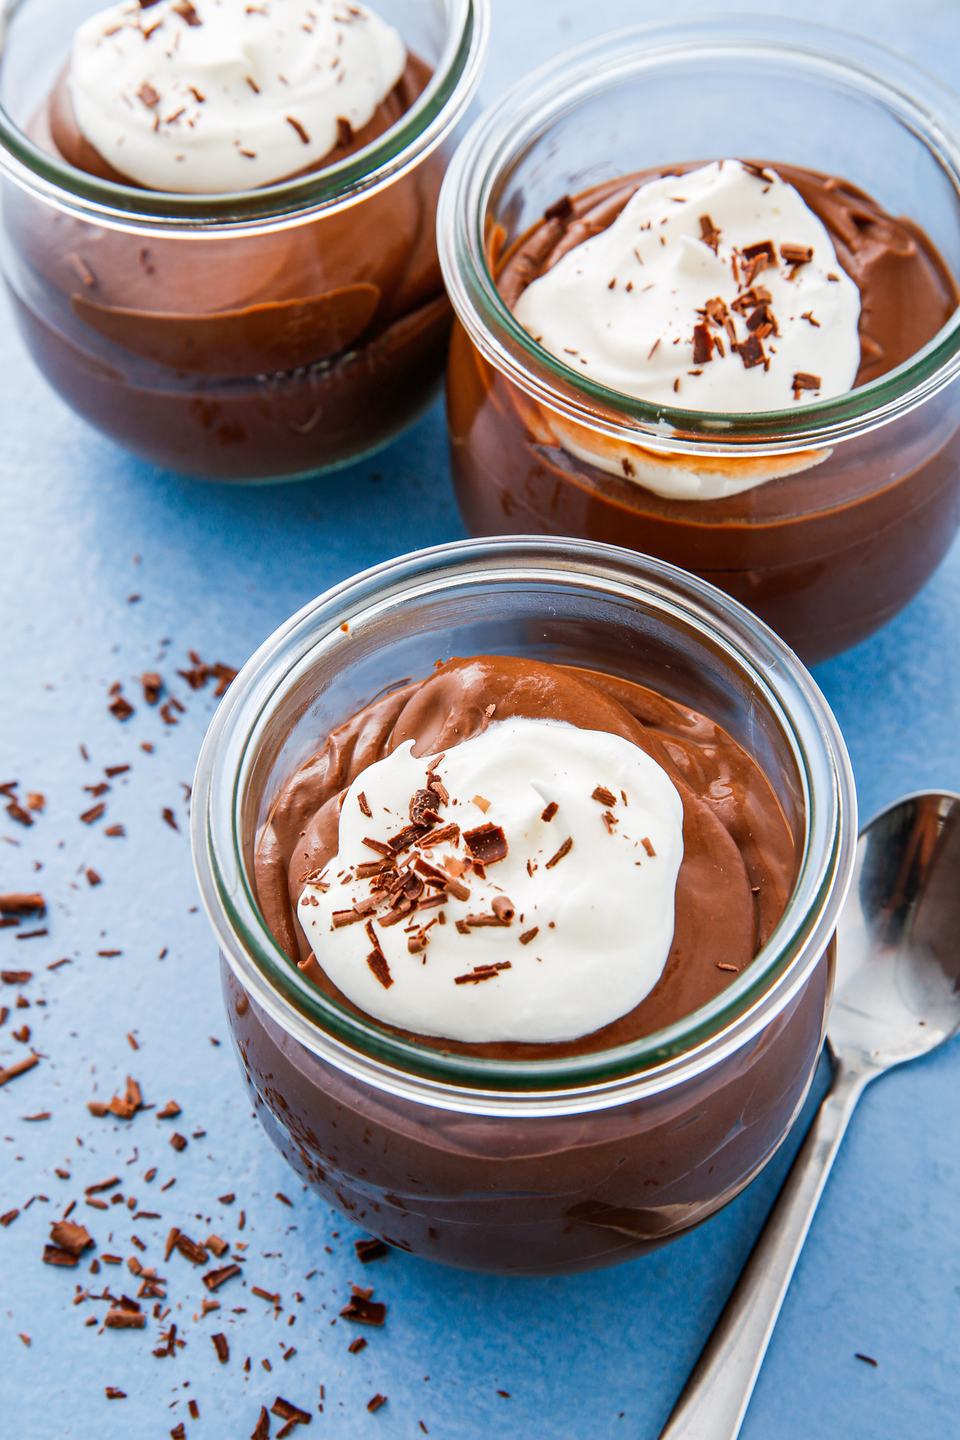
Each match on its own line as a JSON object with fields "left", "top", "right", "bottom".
{"left": 832, "top": 791, "right": 960, "bottom": 1066}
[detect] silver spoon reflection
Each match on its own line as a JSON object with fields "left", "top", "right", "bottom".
{"left": 659, "top": 790, "right": 960, "bottom": 1440}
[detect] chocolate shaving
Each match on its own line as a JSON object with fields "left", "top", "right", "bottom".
{"left": 409, "top": 789, "right": 439, "bottom": 825}
{"left": 792, "top": 371, "right": 821, "bottom": 398}
{"left": 172, "top": 0, "right": 200, "bottom": 21}
{"left": 355, "top": 1238, "right": 388, "bottom": 1263}
{"left": 336, "top": 116, "right": 353, "bottom": 146}
{"left": 740, "top": 162, "right": 776, "bottom": 183}
{"left": 416, "top": 823, "right": 459, "bottom": 851}
{"left": 641, "top": 836, "right": 656, "bottom": 857}
{"left": 108, "top": 695, "right": 134, "bottom": 721}
{"left": 698, "top": 214, "right": 721, "bottom": 253}
{"left": 540, "top": 801, "right": 558, "bottom": 823}
{"left": 105, "top": 1308, "right": 145, "bottom": 1328}
{"left": 545, "top": 837, "right": 572, "bottom": 869}
{"left": 692, "top": 324, "right": 714, "bottom": 365}
{"left": 746, "top": 303, "right": 778, "bottom": 336}
{"left": 271, "top": 1397, "right": 312, "bottom": 1427}
{"left": 340, "top": 1294, "right": 386, "bottom": 1325}
{"left": 366, "top": 941, "right": 392, "bottom": 990}
{"left": 1, "top": 968, "right": 34, "bottom": 983}
{"left": 388, "top": 823, "right": 430, "bottom": 854}
{"left": 357, "top": 791, "right": 372, "bottom": 818}
{"left": 462, "top": 823, "right": 507, "bottom": 865}
{"left": 80, "top": 802, "right": 105, "bottom": 824}
{"left": 367, "top": 1395, "right": 388, "bottom": 1413}
{"left": 203, "top": 1263, "right": 242, "bottom": 1291}
{"left": 87, "top": 1075, "right": 143, "bottom": 1120}
{"left": 286, "top": 115, "right": 310, "bottom": 144}
{"left": 252, "top": 1407, "right": 271, "bottom": 1440}
{"left": 212, "top": 1332, "right": 230, "bottom": 1363}
{"left": 781, "top": 242, "right": 813, "bottom": 268}
{"left": 137, "top": 83, "right": 160, "bottom": 109}
{"left": 157, "top": 1100, "right": 181, "bottom": 1119}
{"left": 0, "top": 893, "right": 44, "bottom": 916}
{"left": 591, "top": 785, "right": 617, "bottom": 807}
{"left": 454, "top": 961, "right": 512, "bottom": 986}
{"left": 519, "top": 927, "right": 538, "bottom": 945}
{"left": 0, "top": 1054, "right": 39, "bottom": 1086}
{"left": 43, "top": 1244, "right": 80, "bottom": 1266}
{"left": 362, "top": 837, "right": 394, "bottom": 857}
{"left": 733, "top": 332, "right": 765, "bottom": 369}
{"left": 332, "top": 909, "right": 364, "bottom": 928}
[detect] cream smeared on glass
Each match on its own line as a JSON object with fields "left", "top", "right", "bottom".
{"left": 515, "top": 160, "right": 861, "bottom": 417}
{"left": 68, "top": 0, "right": 406, "bottom": 192}
{"left": 297, "top": 718, "right": 684, "bottom": 1043}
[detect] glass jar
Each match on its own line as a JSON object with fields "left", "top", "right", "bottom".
{"left": 192, "top": 537, "right": 856, "bottom": 1275}
{"left": 438, "top": 17, "right": 960, "bottom": 664}
{"left": 0, "top": 0, "right": 488, "bottom": 480}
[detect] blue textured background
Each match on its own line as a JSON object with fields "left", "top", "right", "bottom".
{"left": 3, "top": 2, "right": 960, "bottom": 1437}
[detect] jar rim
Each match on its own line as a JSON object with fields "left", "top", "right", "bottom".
{"left": 437, "top": 14, "right": 960, "bottom": 457}
{"left": 191, "top": 537, "right": 857, "bottom": 1114}
{"left": 0, "top": 0, "right": 488, "bottom": 234}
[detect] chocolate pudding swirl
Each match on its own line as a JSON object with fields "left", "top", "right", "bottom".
{"left": 498, "top": 163, "right": 957, "bottom": 387}
{"left": 41, "top": 55, "right": 432, "bottom": 189}
{"left": 255, "top": 656, "right": 796, "bottom": 1060}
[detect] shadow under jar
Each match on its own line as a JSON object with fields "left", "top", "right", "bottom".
{"left": 438, "top": 18, "right": 960, "bottom": 664}
{"left": 192, "top": 537, "right": 856, "bottom": 1276}
{"left": 0, "top": 0, "right": 487, "bottom": 480}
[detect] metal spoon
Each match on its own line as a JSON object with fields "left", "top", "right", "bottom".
{"left": 659, "top": 790, "right": 960, "bottom": 1440}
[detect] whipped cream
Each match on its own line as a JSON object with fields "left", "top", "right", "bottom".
{"left": 297, "top": 718, "right": 684, "bottom": 1044}
{"left": 68, "top": 0, "right": 406, "bottom": 192}
{"left": 514, "top": 160, "right": 861, "bottom": 415}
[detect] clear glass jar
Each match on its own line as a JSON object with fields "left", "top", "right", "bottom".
{"left": 438, "top": 17, "right": 960, "bottom": 664}
{"left": 192, "top": 537, "right": 856, "bottom": 1275}
{"left": 0, "top": 0, "right": 488, "bottom": 480}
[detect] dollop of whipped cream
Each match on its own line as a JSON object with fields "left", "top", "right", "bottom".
{"left": 297, "top": 718, "right": 684, "bottom": 1044}
{"left": 514, "top": 160, "right": 861, "bottom": 414}
{"left": 68, "top": 0, "right": 406, "bottom": 192}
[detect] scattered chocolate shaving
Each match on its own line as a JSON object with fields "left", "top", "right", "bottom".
{"left": 717, "top": 962, "right": 739, "bottom": 973}
{"left": 519, "top": 927, "right": 538, "bottom": 945}
{"left": 740, "top": 161, "right": 776, "bottom": 183}
{"left": 137, "top": 83, "right": 160, "bottom": 109}
{"left": 252, "top": 1286, "right": 281, "bottom": 1304}
{"left": 43, "top": 1245, "right": 80, "bottom": 1266}
{"left": 0, "top": 893, "right": 44, "bottom": 916}
{"left": 357, "top": 791, "right": 372, "bottom": 818}
{"left": 272, "top": 1396, "right": 312, "bottom": 1429}
{"left": 162, "top": 808, "right": 179, "bottom": 831}
{"left": 1, "top": 969, "right": 33, "bottom": 983}
{"left": 0, "top": 1054, "right": 39, "bottom": 1086}
{"left": 366, "top": 940, "right": 392, "bottom": 990}
{"left": 105, "top": 1307, "right": 145, "bottom": 1328}
{"left": 172, "top": 0, "right": 201, "bottom": 21}
{"left": 175, "top": 1233, "right": 207, "bottom": 1264}
{"left": 332, "top": 908, "right": 364, "bottom": 928}
{"left": 86, "top": 868, "right": 101, "bottom": 886}
{"left": 355, "top": 1238, "right": 388, "bottom": 1263}
{"left": 80, "top": 802, "right": 105, "bottom": 824}
{"left": 462, "top": 824, "right": 507, "bottom": 865}
{"left": 601, "top": 811, "right": 617, "bottom": 834}
{"left": 104, "top": 765, "right": 130, "bottom": 777}
{"left": 540, "top": 801, "right": 558, "bottom": 823}
{"left": 0, "top": 1209, "right": 19, "bottom": 1227}
{"left": 108, "top": 695, "right": 134, "bottom": 721}
{"left": 205, "top": 1234, "right": 229, "bottom": 1256}
{"left": 367, "top": 1395, "right": 387, "bottom": 1413}
{"left": 142, "top": 672, "right": 163, "bottom": 704}
{"left": 349, "top": 1337, "right": 367, "bottom": 1353}
{"left": 792, "top": 371, "right": 821, "bottom": 399}
{"left": 855, "top": 1354, "right": 878, "bottom": 1367}
{"left": 800, "top": 310, "right": 820, "bottom": 327}
{"left": 157, "top": 1101, "right": 181, "bottom": 1119}
{"left": 212, "top": 1332, "right": 230, "bottom": 1363}
{"left": 218, "top": 1193, "right": 235, "bottom": 1204}
{"left": 105, "top": 1387, "right": 127, "bottom": 1399}
{"left": 252, "top": 1407, "right": 271, "bottom": 1440}
{"left": 203, "top": 1263, "right": 242, "bottom": 1291}
{"left": 699, "top": 215, "right": 721, "bottom": 253}
{"left": 50, "top": 1220, "right": 95, "bottom": 1254}
{"left": 336, "top": 116, "right": 353, "bottom": 145}
{"left": 640, "top": 836, "right": 656, "bottom": 856}
{"left": 591, "top": 786, "right": 617, "bottom": 807}
{"left": 105, "top": 824, "right": 125, "bottom": 837}
{"left": 545, "top": 837, "right": 572, "bottom": 869}
{"left": 340, "top": 1294, "right": 386, "bottom": 1325}
{"left": 87, "top": 1076, "right": 143, "bottom": 1120}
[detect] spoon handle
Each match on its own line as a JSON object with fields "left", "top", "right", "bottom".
{"left": 657, "top": 1057, "right": 869, "bottom": 1440}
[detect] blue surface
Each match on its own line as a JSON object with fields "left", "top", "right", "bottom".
{"left": 3, "top": 2, "right": 960, "bottom": 1437}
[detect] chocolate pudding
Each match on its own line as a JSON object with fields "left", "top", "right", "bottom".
{"left": 254, "top": 655, "right": 795, "bottom": 1058}
{"left": 446, "top": 163, "right": 960, "bottom": 662}
{"left": 2, "top": 0, "right": 482, "bottom": 479}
